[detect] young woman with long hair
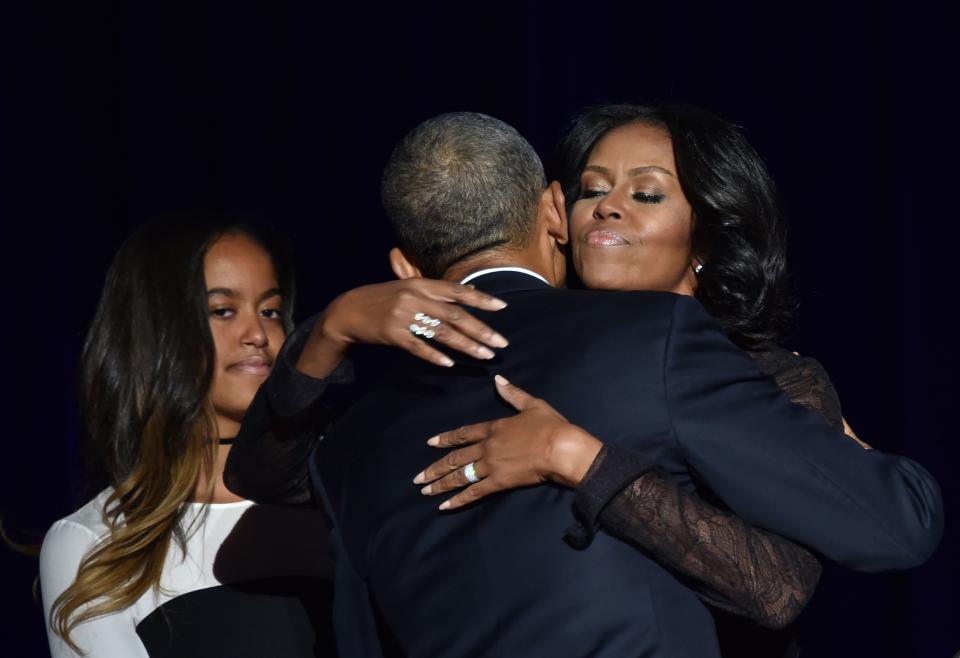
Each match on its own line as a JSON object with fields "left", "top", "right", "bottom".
{"left": 39, "top": 217, "right": 335, "bottom": 657}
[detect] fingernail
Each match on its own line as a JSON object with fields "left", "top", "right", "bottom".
{"left": 439, "top": 356, "right": 454, "bottom": 367}
{"left": 413, "top": 471, "right": 425, "bottom": 484}
{"left": 489, "top": 333, "right": 509, "bottom": 348}
{"left": 494, "top": 374, "right": 510, "bottom": 386}
{"left": 420, "top": 485, "right": 432, "bottom": 495}
{"left": 427, "top": 436, "right": 439, "bottom": 446}
{"left": 439, "top": 500, "right": 451, "bottom": 510}
{"left": 476, "top": 346, "right": 496, "bottom": 359}
{"left": 490, "top": 298, "right": 508, "bottom": 310}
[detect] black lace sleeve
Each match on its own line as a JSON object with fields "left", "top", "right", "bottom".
{"left": 567, "top": 444, "right": 821, "bottom": 629}
{"left": 748, "top": 346, "right": 844, "bottom": 430}
{"left": 565, "top": 346, "right": 846, "bottom": 628}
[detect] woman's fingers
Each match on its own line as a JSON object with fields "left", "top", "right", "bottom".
{"left": 419, "top": 297, "right": 509, "bottom": 350}
{"left": 414, "top": 445, "right": 485, "bottom": 487}
{"left": 424, "top": 280, "right": 508, "bottom": 311}
{"left": 438, "top": 479, "right": 502, "bottom": 511}
{"left": 398, "top": 332, "right": 457, "bottom": 368}
{"left": 400, "top": 299, "right": 508, "bottom": 363}
{"left": 426, "top": 421, "right": 491, "bottom": 449}
{"left": 415, "top": 280, "right": 510, "bottom": 348}
{"left": 493, "top": 375, "right": 537, "bottom": 411}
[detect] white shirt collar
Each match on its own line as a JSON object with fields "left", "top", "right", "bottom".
{"left": 459, "top": 267, "right": 551, "bottom": 286}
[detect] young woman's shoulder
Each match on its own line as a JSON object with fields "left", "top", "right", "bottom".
{"left": 39, "top": 489, "right": 112, "bottom": 605}
{"left": 46, "top": 489, "right": 112, "bottom": 541}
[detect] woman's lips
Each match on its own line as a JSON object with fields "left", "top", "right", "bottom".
{"left": 585, "top": 229, "right": 629, "bottom": 247}
{"left": 228, "top": 356, "right": 272, "bottom": 375}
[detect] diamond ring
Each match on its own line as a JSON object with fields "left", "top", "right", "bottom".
{"left": 409, "top": 312, "right": 442, "bottom": 339}
{"left": 463, "top": 462, "right": 480, "bottom": 484}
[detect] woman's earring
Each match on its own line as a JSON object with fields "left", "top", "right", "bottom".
{"left": 693, "top": 262, "right": 704, "bottom": 274}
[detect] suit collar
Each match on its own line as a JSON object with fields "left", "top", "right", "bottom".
{"left": 461, "top": 269, "right": 553, "bottom": 296}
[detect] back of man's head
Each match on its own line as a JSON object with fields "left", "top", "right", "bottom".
{"left": 381, "top": 112, "right": 546, "bottom": 278}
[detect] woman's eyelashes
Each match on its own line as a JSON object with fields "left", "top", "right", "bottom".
{"left": 579, "top": 188, "right": 608, "bottom": 199}
{"left": 632, "top": 191, "right": 665, "bottom": 204}
{"left": 578, "top": 187, "right": 665, "bottom": 204}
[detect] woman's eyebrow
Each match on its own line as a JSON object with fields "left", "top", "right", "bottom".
{"left": 258, "top": 288, "right": 283, "bottom": 303}
{"left": 583, "top": 165, "right": 611, "bottom": 176}
{"left": 583, "top": 164, "right": 675, "bottom": 178}
{"left": 207, "top": 287, "right": 236, "bottom": 297}
{"left": 628, "top": 165, "right": 675, "bottom": 178}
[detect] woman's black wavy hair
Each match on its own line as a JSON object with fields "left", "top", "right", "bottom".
{"left": 552, "top": 102, "right": 795, "bottom": 350}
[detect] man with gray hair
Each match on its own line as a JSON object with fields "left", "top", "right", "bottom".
{"left": 380, "top": 112, "right": 548, "bottom": 279}
{"left": 227, "top": 112, "right": 941, "bottom": 657}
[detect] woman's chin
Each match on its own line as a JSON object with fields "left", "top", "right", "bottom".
{"left": 579, "top": 269, "right": 635, "bottom": 292}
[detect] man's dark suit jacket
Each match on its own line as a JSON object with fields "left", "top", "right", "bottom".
{"left": 229, "top": 270, "right": 942, "bottom": 658}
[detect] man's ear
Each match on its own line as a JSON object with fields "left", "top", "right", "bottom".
{"left": 540, "top": 181, "right": 569, "bottom": 245}
{"left": 389, "top": 247, "right": 423, "bottom": 280}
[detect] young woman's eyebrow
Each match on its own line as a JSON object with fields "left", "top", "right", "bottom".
{"left": 257, "top": 288, "right": 283, "bottom": 303}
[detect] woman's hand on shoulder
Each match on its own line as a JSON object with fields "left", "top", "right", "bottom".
{"left": 413, "top": 376, "right": 603, "bottom": 511}
{"left": 297, "top": 279, "right": 509, "bottom": 377}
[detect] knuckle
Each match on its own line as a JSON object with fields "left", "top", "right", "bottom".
{"left": 444, "top": 451, "right": 460, "bottom": 468}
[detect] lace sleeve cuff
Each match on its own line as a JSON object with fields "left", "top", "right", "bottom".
{"left": 267, "top": 313, "right": 355, "bottom": 419}
{"left": 565, "top": 443, "right": 656, "bottom": 549}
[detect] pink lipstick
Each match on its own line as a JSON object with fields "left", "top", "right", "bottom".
{"left": 585, "top": 229, "right": 628, "bottom": 247}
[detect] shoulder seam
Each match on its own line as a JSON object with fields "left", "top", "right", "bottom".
{"left": 49, "top": 517, "right": 105, "bottom": 542}
{"left": 661, "top": 295, "right": 683, "bottom": 458}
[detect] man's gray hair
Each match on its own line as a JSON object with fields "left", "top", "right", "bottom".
{"left": 381, "top": 112, "right": 546, "bottom": 278}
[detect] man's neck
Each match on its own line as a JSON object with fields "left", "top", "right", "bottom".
{"left": 443, "top": 249, "right": 552, "bottom": 285}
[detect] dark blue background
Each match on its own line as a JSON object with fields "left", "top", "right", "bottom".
{"left": 3, "top": 1, "right": 956, "bottom": 656}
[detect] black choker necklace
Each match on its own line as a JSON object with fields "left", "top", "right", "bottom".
{"left": 218, "top": 438, "right": 235, "bottom": 445}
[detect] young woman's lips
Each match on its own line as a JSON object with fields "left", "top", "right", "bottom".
{"left": 585, "top": 229, "right": 629, "bottom": 247}
{"left": 229, "top": 356, "right": 272, "bottom": 376}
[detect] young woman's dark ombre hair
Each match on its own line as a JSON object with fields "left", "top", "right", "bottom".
{"left": 552, "top": 103, "right": 795, "bottom": 350}
{"left": 52, "top": 214, "right": 294, "bottom": 652}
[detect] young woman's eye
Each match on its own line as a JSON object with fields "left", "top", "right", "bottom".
{"left": 210, "top": 307, "right": 235, "bottom": 319}
{"left": 632, "top": 192, "right": 665, "bottom": 204}
{"left": 260, "top": 308, "right": 282, "bottom": 320}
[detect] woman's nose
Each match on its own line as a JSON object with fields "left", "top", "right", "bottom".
{"left": 593, "top": 190, "right": 624, "bottom": 221}
{"left": 241, "top": 315, "right": 268, "bottom": 348}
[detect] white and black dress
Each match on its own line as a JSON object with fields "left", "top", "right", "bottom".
{"left": 40, "top": 490, "right": 336, "bottom": 658}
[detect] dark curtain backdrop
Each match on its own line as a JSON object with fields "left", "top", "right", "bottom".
{"left": 3, "top": 1, "right": 956, "bottom": 656}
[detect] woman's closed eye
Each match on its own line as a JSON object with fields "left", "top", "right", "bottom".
{"left": 632, "top": 191, "right": 665, "bottom": 204}
{"left": 578, "top": 187, "right": 608, "bottom": 199}
{"left": 578, "top": 187, "right": 665, "bottom": 204}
